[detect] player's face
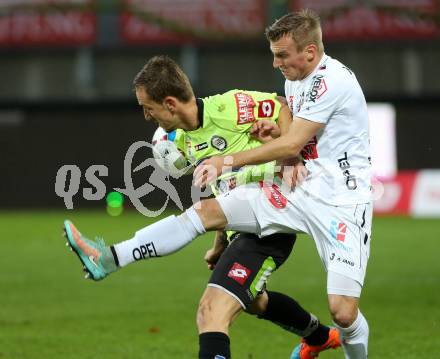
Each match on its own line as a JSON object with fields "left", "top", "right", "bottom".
{"left": 270, "top": 35, "right": 309, "bottom": 81}
{"left": 135, "top": 87, "right": 178, "bottom": 132}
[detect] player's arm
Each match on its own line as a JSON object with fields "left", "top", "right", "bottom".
{"left": 275, "top": 102, "right": 307, "bottom": 184}
{"left": 231, "top": 115, "right": 322, "bottom": 164}
{"left": 194, "top": 116, "right": 323, "bottom": 186}
{"left": 204, "top": 231, "right": 229, "bottom": 270}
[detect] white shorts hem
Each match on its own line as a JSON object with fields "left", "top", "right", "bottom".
{"left": 207, "top": 283, "right": 246, "bottom": 309}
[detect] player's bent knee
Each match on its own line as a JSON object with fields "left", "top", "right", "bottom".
{"left": 328, "top": 294, "right": 359, "bottom": 327}
{"left": 193, "top": 199, "right": 227, "bottom": 231}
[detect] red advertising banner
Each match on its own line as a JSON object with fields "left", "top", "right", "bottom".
{"left": 291, "top": 0, "right": 440, "bottom": 40}
{"left": 373, "top": 172, "right": 418, "bottom": 215}
{"left": 0, "top": 0, "right": 96, "bottom": 46}
{"left": 121, "top": 0, "right": 266, "bottom": 44}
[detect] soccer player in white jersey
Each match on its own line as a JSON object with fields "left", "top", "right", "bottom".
{"left": 195, "top": 10, "right": 373, "bottom": 359}
{"left": 64, "top": 56, "right": 341, "bottom": 359}
{"left": 62, "top": 10, "right": 371, "bottom": 359}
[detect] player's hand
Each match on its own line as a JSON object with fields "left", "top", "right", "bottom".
{"left": 250, "top": 120, "right": 281, "bottom": 143}
{"left": 294, "top": 161, "right": 309, "bottom": 184}
{"left": 279, "top": 160, "right": 309, "bottom": 188}
{"left": 193, "top": 156, "right": 230, "bottom": 187}
{"left": 204, "top": 247, "right": 224, "bottom": 270}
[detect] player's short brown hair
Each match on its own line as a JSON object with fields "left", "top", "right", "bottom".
{"left": 133, "top": 55, "right": 194, "bottom": 103}
{"left": 265, "top": 9, "right": 324, "bottom": 53}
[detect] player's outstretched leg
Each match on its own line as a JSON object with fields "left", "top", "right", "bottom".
{"left": 63, "top": 200, "right": 226, "bottom": 280}
{"left": 63, "top": 220, "right": 118, "bottom": 281}
{"left": 290, "top": 327, "right": 341, "bottom": 359}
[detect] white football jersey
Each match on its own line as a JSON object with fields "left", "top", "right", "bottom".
{"left": 285, "top": 54, "right": 372, "bottom": 205}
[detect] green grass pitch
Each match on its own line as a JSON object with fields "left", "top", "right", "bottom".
{"left": 1, "top": 210, "right": 439, "bottom": 358}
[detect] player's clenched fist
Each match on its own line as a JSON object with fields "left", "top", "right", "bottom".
{"left": 250, "top": 120, "right": 281, "bottom": 143}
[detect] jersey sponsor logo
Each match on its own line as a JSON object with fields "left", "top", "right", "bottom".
{"left": 329, "top": 252, "right": 355, "bottom": 267}
{"left": 330, "top": 220, "right": 347, "bottom": 242}
{"left": 259, "top": 181, "right": 287, "bottom": 209}
{"left": 307, "top": 74, "right": 328, "bottom": 103}
{"left": 257, "top": 99, "right": 275, "bottom": 118}
{"left": 228, "top": 262, "right": 251, "bottom": 285}
{"left": 211, "top": 135, "right": 227, "bottom": 151}
{"left": 132, "top": 242, "right": 158, "bottom": 261}
{"left": 301, "top": 136, "right": 319, "bottom": 160}
{"left": 234, "top": 92, "right": 256, "bottom": 124}
{"left": 194, "top": 142, "right": 208, "bottom": 151}
{"left": 338, "top": 152, "right": 357, "bottom": 190}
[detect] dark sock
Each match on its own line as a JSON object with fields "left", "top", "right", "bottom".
{"left": 304, "top": 324, "right": 330, "bottom": 346}
{"left": 199, "top": 332, "right": 230, "bottom": 359}
{"left": 259, "top": 291, "right": 330, "bottom": 345}
{"left": 259, "top": 291, "right": 314, "bottom": 335}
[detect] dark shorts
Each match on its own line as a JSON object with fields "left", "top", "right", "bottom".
{"left": 208, "top": 232, "right": 296, "bottom": 308}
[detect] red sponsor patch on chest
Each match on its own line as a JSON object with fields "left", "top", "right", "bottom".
{"left": 235, "top": 92, "right": 256, "bottom": 124}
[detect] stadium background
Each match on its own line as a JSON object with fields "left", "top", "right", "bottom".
{"left": 1, "top": 1, "right": 439, "bottom": 359}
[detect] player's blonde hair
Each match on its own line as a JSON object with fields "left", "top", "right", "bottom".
{"left": 133, "top": 55, "right": 194, "bottom": 104}
{"left": 265, "top": 9, "right": 324, "bottom": 53}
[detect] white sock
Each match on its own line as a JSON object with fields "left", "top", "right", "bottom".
{"left": 334, "top": 310, "right": 369, "bottom": 359}
{"left": 114, "top": 207, "right": 206, "bottom": 267}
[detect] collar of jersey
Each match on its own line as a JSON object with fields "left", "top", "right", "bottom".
{"left": 301, "top": 53, "right": 329, "bottom": 82}
{"left": 196, "top": 97, "right": 204, "bottom": 128}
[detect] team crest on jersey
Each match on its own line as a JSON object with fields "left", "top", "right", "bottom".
{"left": 257, "top": 100, "right": 275, "bottom": 118}
{"left": 211, "top": 135, "right": 227, "bottom": 151}
{"left": 307, "top": 75, "right": 327, "bottom": 103}
{"left": 234, "top": 92, "right": 256, "bottom": 124}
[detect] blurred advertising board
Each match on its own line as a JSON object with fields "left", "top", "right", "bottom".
{"left": 368, "top": 103, "right": 397, "bottom": 178}
{"left": 291, "top": 0, "right": 440, "bottom": 40}
{"left": 374, "top": 170, "right": 440, "bottom": 217}
{"left": 0, "top": 0, "right": 96, "bottom": 46}
{"left": 121, "top": 0, "right": 266, "bottom": 44}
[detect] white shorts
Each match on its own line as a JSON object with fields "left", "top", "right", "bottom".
{"left": 215, "top": 182, "right": 372, "bottom": 296}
